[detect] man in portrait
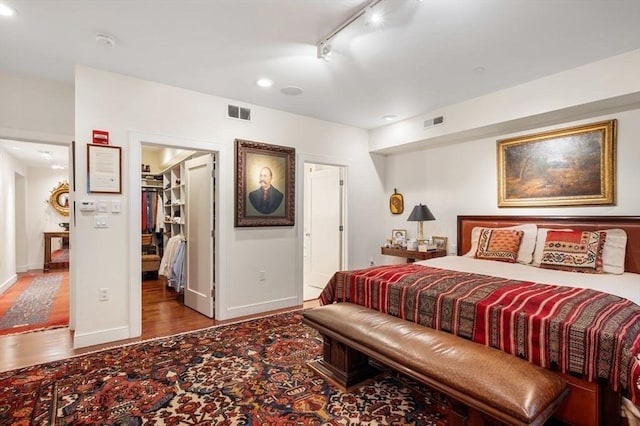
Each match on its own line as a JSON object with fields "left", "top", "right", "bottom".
{"left": 248, "top": 166, "right": 284, "bottom": 214}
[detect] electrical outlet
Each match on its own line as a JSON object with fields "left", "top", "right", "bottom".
{"left": 99, "top": 288, "right": 109, "bottom": 301}
{"left": 450, "top": 244, "right": 457, "bottom": 255}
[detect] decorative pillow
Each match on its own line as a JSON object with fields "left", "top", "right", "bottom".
{"left": 533, "top": 228, "right": 627, "bottom": 273}
{"left": 474, "top": 229, "right": 524, "bottom": 263}
{"left": 465, "top": 224, "right": 537, "bottom": 264}
{"left": 532, "top": 228, "right": 573, "bottom": 266}
{"left": 539, "top": 230, "right": 606, "bottom": 273}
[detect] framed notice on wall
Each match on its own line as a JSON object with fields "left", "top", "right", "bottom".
{"left": 87, "top": 144, "right": 122, "bottom": 193}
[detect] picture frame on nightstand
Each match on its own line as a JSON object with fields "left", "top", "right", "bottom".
{"left": 432, "top": 236, "right": 448, "bottom": 252}
{"left": 392, "top": 229, "right": 407, "bottom": 247}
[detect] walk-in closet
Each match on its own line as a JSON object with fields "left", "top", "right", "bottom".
{"left": 141, "top": 145, "right": 216, "bottom": 318}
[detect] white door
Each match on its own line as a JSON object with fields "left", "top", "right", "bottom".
{"left": 185, "top": 154, "right": 215, "bottom": 317}
{"left": 304, "top": 165, "right": 343, "bottom": 296}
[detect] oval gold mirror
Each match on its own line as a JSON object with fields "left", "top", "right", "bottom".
{"left": 49, "top": 181, "right": 70, "bottom": 216}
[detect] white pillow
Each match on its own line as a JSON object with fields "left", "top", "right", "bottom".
{"left": 532, "top": 227, "right": 627, "bottom": 274}
{"left": 464, "top": 223, "right": 537, "bottom": 264}
{"left": 601, "top": 228, "right": 627, "bottom": 274}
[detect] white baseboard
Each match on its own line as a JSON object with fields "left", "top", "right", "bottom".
{"left": 0, "top": 274, "right": 18, "bottom": 295}
{"left": 72, "top": 326, "right": 131, "bottom": 349}
{"left": 223, "top": 296, "right": 300, "bottom": 321}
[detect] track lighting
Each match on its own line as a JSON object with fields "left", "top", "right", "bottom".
{"left": 316, "top": 0, "right": 384, "bottom": 60}
{"left": 317, "top": 41, "right": 332, "bottom": 61}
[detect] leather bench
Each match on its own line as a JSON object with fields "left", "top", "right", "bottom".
{"left": 303, "top": 302, "right": 569, "bottom": 426}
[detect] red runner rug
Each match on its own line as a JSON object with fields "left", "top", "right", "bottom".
{"left": 1, "top": 310, "right": 450, "bottom": 425}
{"left": 0, "top": 271, "right": 69, "bottom": 336}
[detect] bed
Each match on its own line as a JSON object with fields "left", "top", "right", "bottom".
{"left": 320, "top": 215, "right": 640, "bottom": 426}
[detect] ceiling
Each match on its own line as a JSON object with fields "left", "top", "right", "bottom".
{"left": 1, "top": 0, "right": 639, "bottom": 167}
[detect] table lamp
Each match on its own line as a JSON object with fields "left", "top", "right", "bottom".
{"left": 407, "top": 203, "right": 435, "bottom": 242}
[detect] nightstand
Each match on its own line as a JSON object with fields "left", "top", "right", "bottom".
{"left": 380, "top": 247, "right": 447, "bottom": 263}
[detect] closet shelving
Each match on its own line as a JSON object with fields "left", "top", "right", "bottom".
{"left": 162, "top": 162, "right": 186, "bottom": 240}
{"left": 141, "top": 173, "right": 163, "bottom": 189}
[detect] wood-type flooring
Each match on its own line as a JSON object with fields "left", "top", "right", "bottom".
{"left": 0, "top": 274, "right": 316, "bottom": 373}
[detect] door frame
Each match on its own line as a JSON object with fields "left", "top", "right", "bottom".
{"left": 296, "top": 154, "right": 348, "bottom": 304}
{"left": 128, "top": 132, "right": 228, "bottom": 337}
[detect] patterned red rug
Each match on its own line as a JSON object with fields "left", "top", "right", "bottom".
{"left": 0, "top": 272, "right": 69, "bottom": 336}
{"left": 0, "top": 310, "right": 450, "bottom": 425}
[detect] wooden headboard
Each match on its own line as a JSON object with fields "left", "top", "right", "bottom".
{"left": 457, "top": 215, "right": 640, "bottom": 274}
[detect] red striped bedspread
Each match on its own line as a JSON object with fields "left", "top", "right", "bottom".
{"left": 319, "top": 263, "right": 640, "bottom": 404}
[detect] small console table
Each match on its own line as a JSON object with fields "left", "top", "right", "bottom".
{"left": 381, "top": 247, "right": 446, "bottom": 263}
{"left": 44, "top": 231, "right": 69, "bottom": 272}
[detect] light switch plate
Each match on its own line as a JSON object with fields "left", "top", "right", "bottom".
{"left": 94, "top": 215, "right": 108, "bottom": 228}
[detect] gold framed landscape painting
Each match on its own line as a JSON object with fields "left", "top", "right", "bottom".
{"left": 497, "top": 120, "right": 616, "bottom": 207}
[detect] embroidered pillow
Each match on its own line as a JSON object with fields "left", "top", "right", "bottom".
{"left": 475, "top": 229, "right": 524, "bottom": 263}
{"left": 540, "top": 230, "right": 606, "bottom": 273}
{"left": 465, "top": 224, "right": 537, "bottom": 264}
{"left": 532, "top": 228, "right": 573, "bottom": 266}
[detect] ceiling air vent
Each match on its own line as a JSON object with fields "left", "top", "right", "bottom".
{"left": 424, "top": 115, "right": 444, "bottom": 128}
{"left": 227, "top": 104, "right": 251, "bottom": 121}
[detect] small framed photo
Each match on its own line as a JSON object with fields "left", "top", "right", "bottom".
{"left": 392, "top": 229, "right": 407, "bottom": 247}
{"left": 432, "top": 236, "right": 448, "bottom": 251}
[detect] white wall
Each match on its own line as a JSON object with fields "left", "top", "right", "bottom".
{"left": 376, "top": 49, "right": 640, "bottom": 264}
{"left": 370, "top": 49, "right": 640, "bottom": 154}
{"left": 0, "top": 148, "right": 20, "bottom": 293}
{"left": 25, "top": 168, "right": 70, "bottom": 269}
{"left": 0, "top": 69, "right": 74, "bottom": 143}
{"left": 382, "top": 109, "right": 640, "bottom": 262}
{"left": 73, "top": 66, "right": 385, "bottom": 347}
{"left": 0, "top": 146, "right": 69, "bottom": 291}
{"left": 0, "top": 69, "right": 74, "bottom": 291}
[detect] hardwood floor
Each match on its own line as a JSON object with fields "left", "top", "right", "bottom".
{"left": 0, "top": 274, "right": 319, "bottom": 373}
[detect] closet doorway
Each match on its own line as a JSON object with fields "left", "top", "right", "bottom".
{"left": 140, "top": 144, "right": 216, "bottom": 320}
{"left": 303, "top": 163, "right": 345, "bottom": 300}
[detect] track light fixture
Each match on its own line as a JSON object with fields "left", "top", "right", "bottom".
{"left": 317, "top": 41, "right": 332, "bottom": 61}
{"left": 316, "top": 0, "right": 384, "bottom": 60}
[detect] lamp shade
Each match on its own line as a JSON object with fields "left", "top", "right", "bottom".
{"left": 407, "top": 204, "right": 435, "bottom": 222}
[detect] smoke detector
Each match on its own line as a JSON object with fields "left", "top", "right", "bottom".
{"left": 95, "top": 33, "right": 117, "bottom": 47}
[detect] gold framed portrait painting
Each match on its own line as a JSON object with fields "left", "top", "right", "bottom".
{"left": 497, "top": 120, "right": 616, "bottom": 207}
{"left": 235, "top": 139, "right": 295, "bottom": 227}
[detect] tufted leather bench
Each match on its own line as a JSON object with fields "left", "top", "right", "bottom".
{"left": 303, "top": 302, "right": 569, "bottom": 426}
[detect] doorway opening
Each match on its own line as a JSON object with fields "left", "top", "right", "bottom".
{"left": 0, "top": 140, "right": 71, "bottom": 337}
{"left": 140, "top": 143, "right": 216, "bottom": 323}
{"left": 303, "top": 163, "right": 346, "bottom": 301}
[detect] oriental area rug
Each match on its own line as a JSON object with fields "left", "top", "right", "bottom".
{"left": 0, "top": 272, "right": 69, "bottom": 336}
{"left": 0, "top": 310, "right": 451, "bottom": 425}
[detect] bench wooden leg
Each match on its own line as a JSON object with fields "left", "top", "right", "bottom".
{"left": 449, "top": 401, "right": 495, "bottom": 426}
{"left": 308, "top": 333, "right": 380, "bottom": 389}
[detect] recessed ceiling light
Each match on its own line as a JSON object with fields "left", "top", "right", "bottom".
{"left": 281, "top": 86, "right": 303, "bottom": 96}
{"left": 51, "top": 164, "right": 65, "bottom": 170}
{"left": 256, "top": 78, "right": 273, "bottom": 88}
{"left": 0, "top": 3, "right": 17, "bottom": 17}
{"left": 95, "top": 33, "right": 117, "bottom": 47}
{"left": 383, "top": 115, "right": 398, "bottom": 121}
